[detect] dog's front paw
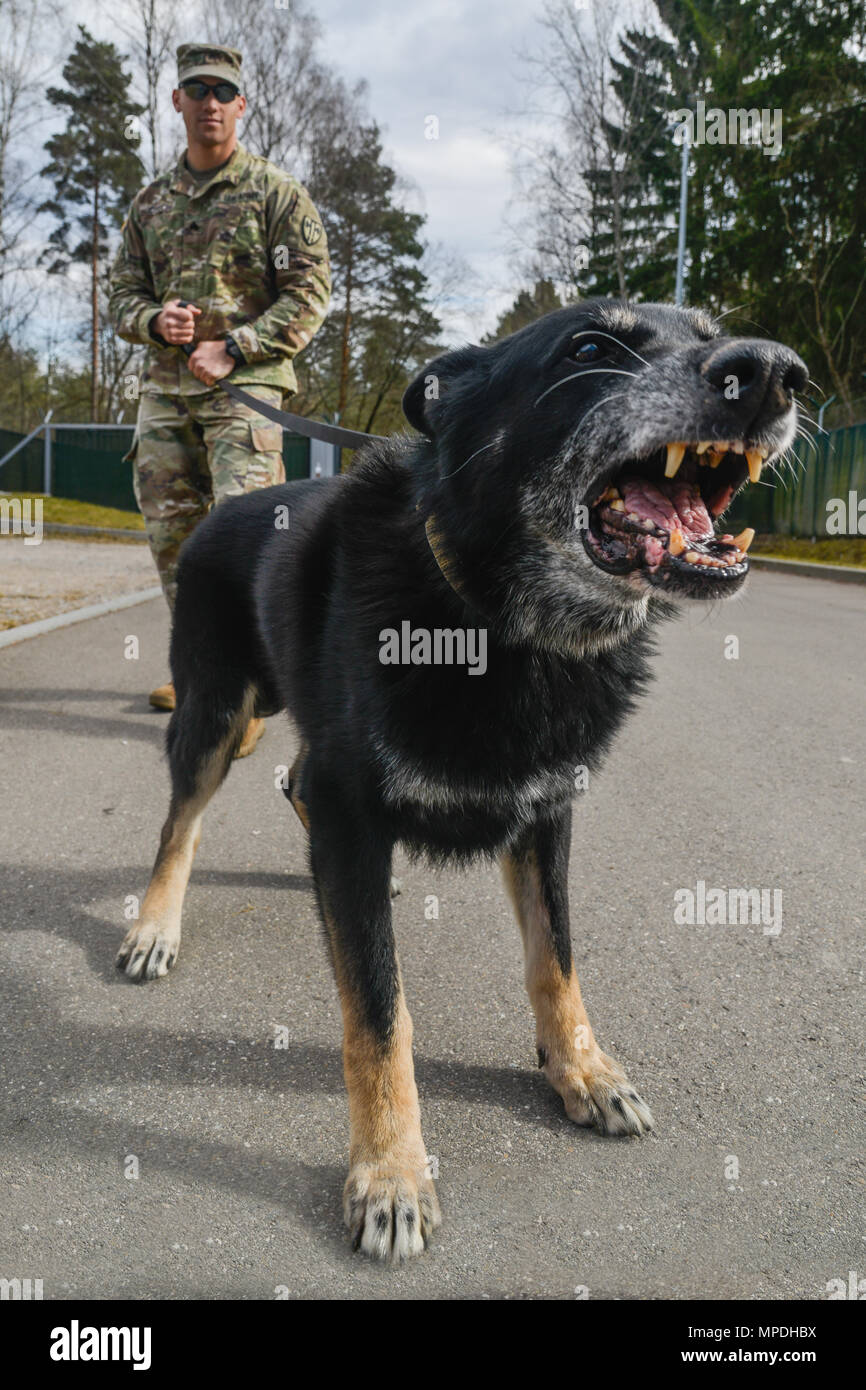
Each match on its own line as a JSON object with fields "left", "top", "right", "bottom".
{"left": 116, "top": 921, "right": 180, "bottom": 981}
{"left": 548, "top": 1051, "right": 654, "bottom": 1136}
{"left": 343, "top": 1161, "right": 441, "bottom": 1261}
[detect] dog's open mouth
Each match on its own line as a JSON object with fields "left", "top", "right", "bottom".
{"left": 583, "top": 440, "right": 766, "bottom": 589}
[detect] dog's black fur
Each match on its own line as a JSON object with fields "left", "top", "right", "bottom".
{"left": 122, "top": 299, "right": 807, "bottom": 1260}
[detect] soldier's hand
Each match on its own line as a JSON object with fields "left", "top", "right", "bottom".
{"left": 188, "top": 340, "right": 236, "bottom": 386}
{"left": 153, "top": 298, "right": 201, "bottom": 345}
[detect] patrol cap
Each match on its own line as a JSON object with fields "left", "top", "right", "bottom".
{"left": 176, "top": 44, "right": 242, "bottom": 90}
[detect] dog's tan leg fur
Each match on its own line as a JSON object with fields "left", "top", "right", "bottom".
{"left": 117, "top": 689, "right": 256, "bottom": 981}
{"left": 321, "top": 908, "right": 440, "bottom": 1261}
{"left": 289, "top": 743, "right": 401, "bottom": 897}
{"left": 502, "top": 843, "right": 653, "bottom": 1135}
{"left": 287, "top": 743, "right": 311, "bottom": 832}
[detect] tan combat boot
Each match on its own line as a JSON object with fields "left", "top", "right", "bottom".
{"left": 149, "top": 681, "right": 176, "bottom": 711}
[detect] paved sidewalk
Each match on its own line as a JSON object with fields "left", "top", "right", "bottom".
{"left": 0, "top": 572, "right": 863, "bottom": 1299}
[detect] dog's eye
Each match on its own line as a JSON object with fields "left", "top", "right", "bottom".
{"left": 570, "top": 341, "right": 604, "bottom": 364}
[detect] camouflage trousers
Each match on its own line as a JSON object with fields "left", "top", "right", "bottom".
{"left": 130, "top": 386, "right": 286, "bottom": 609}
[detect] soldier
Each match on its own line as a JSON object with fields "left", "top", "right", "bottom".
{"left": 109, "top": 43, "right": 330, "bottom": 755}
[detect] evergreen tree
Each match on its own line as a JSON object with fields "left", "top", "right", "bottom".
{"left": 483, "top": 279, "right": 565, "bottom": 343}
{"left": 39, "top": 26, "right": 144, "bottom": 420}
{"left": 301, "top": 120, "right": 442, "bottom": 441}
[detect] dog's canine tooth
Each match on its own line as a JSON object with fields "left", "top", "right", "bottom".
{"left": 745, "top": 450, "right": 763, "bottom": 482}
{"left": 665, "top": 441, "right": 686, "bottom": 478}
{"left": 669, "top": 527, "right": 686, "bottom": 556}
{"left": 733, "top": 526, "right": 755, "bottom": 552}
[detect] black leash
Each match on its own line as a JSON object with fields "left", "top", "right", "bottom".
{"left": 176, "top": 303, "right": 387, "bottom": 449}
{"left": 174, "top": 307, "right": 464, "bottom": 599}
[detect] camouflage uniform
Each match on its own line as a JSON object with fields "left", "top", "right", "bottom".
{"left": 108, "top": 48, "right": 330, "bottom": 607}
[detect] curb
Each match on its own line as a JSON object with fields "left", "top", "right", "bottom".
{"left": 42, "top": 522, "right": 147, "bottom": 541}
{"left": 749, "top": 555, "right": 866, "bottom": 585}
{"left": 0, "top": 587, "right": 162, "bottom": 649}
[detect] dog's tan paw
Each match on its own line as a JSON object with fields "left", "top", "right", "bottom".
{"left": 116, "top": 922, "right": 180, "bottom": 981}
{"left": 548, "top": 1051, "right": 654, "bottom": 1136}
{"left": 343, "top": 1162, "right": 441, "bottom": 1262}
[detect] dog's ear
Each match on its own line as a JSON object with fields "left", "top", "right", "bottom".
{"left": 402, "top": 345, "right": 487, "bottom": 436}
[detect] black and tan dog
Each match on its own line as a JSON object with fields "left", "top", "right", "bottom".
{"left": 118, "top": 299, "right": 807, "bottom": 1261}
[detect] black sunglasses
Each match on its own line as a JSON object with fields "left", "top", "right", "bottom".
{"left": 181, "top": 79, "right": 240, "bottom": 103}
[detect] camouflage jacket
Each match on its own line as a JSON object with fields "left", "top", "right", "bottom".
{"left": 108, "top": 144, "right": 331, "bottom": 396}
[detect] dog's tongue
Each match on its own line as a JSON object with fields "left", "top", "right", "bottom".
{"left": 620, "top": 473, "right": 713, "bottom": 541}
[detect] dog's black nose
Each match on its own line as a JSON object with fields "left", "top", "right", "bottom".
{"left": 701, "top": 339, "right": 808, "bottom": 403}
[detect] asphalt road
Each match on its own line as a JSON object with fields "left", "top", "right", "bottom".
{"left": 1, "top": 572, "right": 863, "bottom": 1301}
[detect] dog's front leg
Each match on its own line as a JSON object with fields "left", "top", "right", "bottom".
{"left": 308, "top": 784, "right": 440, "bottom": 1261}
{"left": 502, "top": 806, "right": 654, "bottom": 1136}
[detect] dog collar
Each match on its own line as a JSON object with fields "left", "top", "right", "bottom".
{"left": 423, "top": 512, "right": 467, "bottom": 601}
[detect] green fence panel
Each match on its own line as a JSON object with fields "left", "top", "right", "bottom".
{"left": 717, "top": 421, "right": 866, "bottom": 537}
{"left": 0, "top": 428, "right": 44, "bottom": 493}
{"left": 53, "top": 428, "right": 137, "bottom": 511}
{"left": 2, "top": 424, "right": 311, "bottom": 511}
{"left": 282, "top": 434, "right": 309, "bottom": 482}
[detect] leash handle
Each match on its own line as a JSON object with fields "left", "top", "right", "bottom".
{"left": 176, "top": 300, "right": 196, "bottom": 356}
{"left": 171, "top": 301, "right": 386, "bottom": 447}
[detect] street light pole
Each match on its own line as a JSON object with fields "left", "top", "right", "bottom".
{"left": 674, "top": 118, "right": 690, "bottom": 306}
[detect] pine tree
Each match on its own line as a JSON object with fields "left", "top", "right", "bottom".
{"left": 584, "top": 29, "right": 685, "bottom": 300}
{"left": 483, "top": 280, "right": 565, "bottom": 343}
{"left": 302, "top": 120, "right": 442, "bottom": 440}
{"left": 39, "top": 26, "right": 144, "bottom": 421}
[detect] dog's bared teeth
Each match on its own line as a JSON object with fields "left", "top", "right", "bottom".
{"left": 596, "top": 485, "right": 621, "bottom": 505}
{"left": 669, "top": 527, "right": 686, "bottom": 556}
{"left": 745, "top": 450, "right": 763, "bottom": 483}
{"left": 733, "top": 527, "right": 755, "bottom": 552}
{"left": 684, "top": 549, "right": 700, "bottom": 563}
{"left": 696, "top": 440, "right": 712, "bottom": 455}
{"left": 713, "top": 441, "right": 729, "bottom": 453}
{"left": 665, "top": 442, "right": 686, "bottom": 478}
{"left": 610, "top": 498, "right": 625, "bottom": 511}
{"left": 707, "top": 449, "right": 725, "bottom": 468}
{"left": 730, "top": 440, "right": 744, "bottom": 454}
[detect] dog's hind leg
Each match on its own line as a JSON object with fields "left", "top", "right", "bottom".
{"left": 502, "top": 805, "right": 654, "bottom": 1136}
{"left": 117, "top": 681, "right": 257, "bottom": 981}
{"left": 305, "top": 770, "right": 440, "bottom": 1260}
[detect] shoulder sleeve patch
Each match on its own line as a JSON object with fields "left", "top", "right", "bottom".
{"left": 301, "top": 215, "right": 323, "bottom": 247}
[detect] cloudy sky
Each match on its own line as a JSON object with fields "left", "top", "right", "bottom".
{"left": 307, "top": 0, "right": 546, "bottom": 339}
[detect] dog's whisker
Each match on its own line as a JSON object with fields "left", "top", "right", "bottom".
{"left": 712, "top": 304, "right": 747, "bottom": 324}
{"left": 569, "top": 329, "right": 651, "bottom": 370}
{"left": 794, "top": 427, "right": 818, "bottom": 456}
{"left": 443, "top": 438, "right": 500, "bottom": 480}
{"left": 574, "top": 388, "right": 630, "bottom": 436}
{"left": 534, "top": 368, "right": 637, "bottom": 409}
{"left": 796, "top": 408, "right": 828, "bottom": 435}
{"left": 806, "top": 377, "right": 826, "bottom": 397}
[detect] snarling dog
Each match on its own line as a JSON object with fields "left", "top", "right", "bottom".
{"left": 118, "top": 299, "right": 807, "bottom": 1261}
